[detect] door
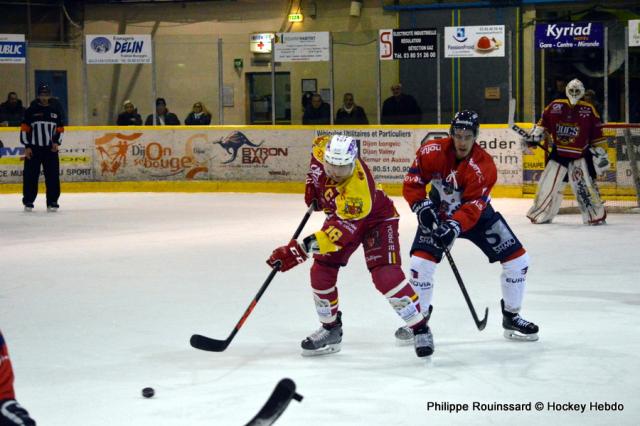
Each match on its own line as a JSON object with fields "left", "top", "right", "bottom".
{"left": 34, "top": 70, "right": 68, "bottom": 124}
{"left": 247, "top": 72, "right": 291, "bottom": 124}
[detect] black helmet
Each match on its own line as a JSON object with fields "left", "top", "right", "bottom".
{"left": 37, "top": 83, "right": 51, "bottom": 95}
{"left": 450, "top": 110, "right": 479, "bottom": 138}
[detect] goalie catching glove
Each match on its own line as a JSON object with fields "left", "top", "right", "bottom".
{"left": 590, "top": 146, "right": 610, "bottom": 176}
{"left": 267, "top": 239, "right": 309, "bottom": 272}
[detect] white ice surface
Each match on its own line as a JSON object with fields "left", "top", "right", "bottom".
{"left": 0, "top": 193, "right": 639, "bottom": 426}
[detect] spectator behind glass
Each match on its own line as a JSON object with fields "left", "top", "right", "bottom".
{"left": 185, "top": 101, "right": 212, "bottom": 125}
{"left": 582, "top": 89, "right": 602, "bottom": 117}
{"left": 145, "top": 97, "right": 180, "bottom": 125}
{"left": 302, "top": 93, "right": 331, "bottom": 125}
{"left": 0, "top": 92, "right": 25, "bottom": 126}
{"left": 549, "top": 77, "right": 567, "bottom": 102}
{"left": 381, "top": 83, "right": 422, "bottom": 124}
{"left": 116, "top": 100, "right": 142, "bottom": 126}
{"left": 335, "top": 93, "right": 368, "bottom": 125}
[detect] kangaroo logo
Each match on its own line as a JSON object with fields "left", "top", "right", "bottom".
{"left": 213, "top": 131, "right": 263, "bottom": 164}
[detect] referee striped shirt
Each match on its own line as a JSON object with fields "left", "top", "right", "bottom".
{"left": 20, "top": 102, "right": 64, "bottom": 147}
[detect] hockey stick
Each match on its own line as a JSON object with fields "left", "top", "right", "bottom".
{"left": 244, "top": 378, "right": 303, "bottom": 426}
{"left": 507, "top": 98, "right": 550, "bottom": 153}
{"left": 441, "top": 245, "right": 488, "bottom": 331}
{"left": 190, "top": 203, "right": 316, "bottom": 352}
{"left": 432, "top": 223, "right": 488, "bottom": 331}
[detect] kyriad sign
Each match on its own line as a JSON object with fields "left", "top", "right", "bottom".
{"left": 86, "top": 35, "right": 153, "bottom": 64}
{"left": 535, "top": 22, "right": 603, "bottom": 49}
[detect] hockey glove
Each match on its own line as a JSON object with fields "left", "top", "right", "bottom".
{"left": 304, "top": 184, "right": 321, "bottom": 211}
{"left": 524, "top": 125, "right": 544, "bottom": 148}
{"left": 433, "top": 220, "right": 461, "bottom": 249}
{"left": 590, "top": 146, "right": 610, "bottom": 176}
{"left": 267, "top": 239, "right": 308, "bottom": 272}
{"left": 0, "top": 400, "right": 36, "bottom": 426}
{"left": 412, "top": 199, "right": 438, "bottom": 231}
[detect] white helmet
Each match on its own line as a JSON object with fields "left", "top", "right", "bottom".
{"left": 565, "top": 78, "right": 585, "bottom": 106}
{"left": 324, "top": 135, "right": 358, "bottom": 182}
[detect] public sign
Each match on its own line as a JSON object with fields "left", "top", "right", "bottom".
{"left": 535, "top": 22, "right": 603, "bottom": 49}
{"left": 379, "top": 28, "right": 437, "bottom": 61}
{"left": 274, "top": 32, "right": 330, "bottom": 62}
{"left": 629, "top": 20, "right": 640, "bottom": 47}
{"left": 86, "top": 35, "right": 153, "bottom": 64}
{"left": 444, "top": 25, "right": 505, "bottom": 58}
{"left": 250, "top": 33, "right": 273, "bottom": 53}
{"left": 0, "top": 34, "right": 26, "bottom": 64}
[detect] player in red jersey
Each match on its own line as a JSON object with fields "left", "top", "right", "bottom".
{"left": 394, "top": 111, "right": 539, "bottom": 351}
{"left": 525, "top": 78, "right": 608, "bottom": 225}
{"left": 0, "top": 331, "right": 36, "bottom": 426}
{"left": 267, "top": 134, "right": 433, "bottom": 358}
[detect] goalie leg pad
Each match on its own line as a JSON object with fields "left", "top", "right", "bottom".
{"left": 527, "top": 160, "right": 568, "bottom": 224}
{"left": 310, "top": 261, "right": 340, "bottom": 324}
{"left": 568, "top": 158, "right": 606, "bottom": 225}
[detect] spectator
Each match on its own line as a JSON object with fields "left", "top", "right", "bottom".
{"left": 381, "top": 83, "right": 422, "bottom": 124}
{"left": 335, "top": 93, "right": 369, "bottom": 125}
{"left": 185, "top": 101, "right": 212, "bottom": 125}
{"left": 0, "top": 92, "right": 25, "bottom": 127}
{"left": 582, "top": 89, "right": 602, "bottom": 117}
{"left": 116, "top": 100, "right": 142, "bottom": 126}
{"left": 145, "top": 98, "right": 180, "bottom": 125}
{"left": 302, "top": 93, "right": 331, "bottom": 125}
{"left": 549, "top": 76, "right": 567, "bottom": 102}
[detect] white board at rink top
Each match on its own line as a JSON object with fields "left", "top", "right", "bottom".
{"left": 0, "top": 126, "right": 523, "bottom": 186}
{"left": 85, "top": 34, "right": 153, "bottom": 64}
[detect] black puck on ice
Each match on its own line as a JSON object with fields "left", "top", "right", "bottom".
{"left": 142, "top": 387, "right": 155, "bottom": 398}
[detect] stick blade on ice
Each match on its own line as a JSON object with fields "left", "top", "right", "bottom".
{"left": 244, "top": 378, "right": 303, "bottom": 426}
{"left": 190, "top": 334, "right": 228, "bottom": 352}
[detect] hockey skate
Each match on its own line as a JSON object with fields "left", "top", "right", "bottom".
{"left": 394, "top": 305, "right": 433, "bottom": 345}
{"left": 23, "top": 203, "right": 34, "bottom": 212}
{"left": 47, "top": 202, "right": 59, "bottom": 212}
{"left": 501, "top": 300, "right": 539, "bottom": 341}
{"left": 301, "top": 311, "right": 342, "bottom": 357}
{"left": 0, "top": 399, "right": 36, "bottom": 426}
{"left": 413, "top": 325, "right": 434, "bottom": 357}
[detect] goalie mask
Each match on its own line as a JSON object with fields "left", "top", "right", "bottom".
{"left": 565, "top": 79, "right": 585, "bottom": 106}
{"left": 324, "top": 135, "right": 358, "bottom": 183}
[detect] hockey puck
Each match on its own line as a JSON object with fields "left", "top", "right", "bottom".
{"left": 142, "top": 387, "right": 155, "bottom": 398}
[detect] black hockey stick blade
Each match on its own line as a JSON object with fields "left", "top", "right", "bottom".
{"left": 189, "top": 334, "right": 229, "bottom": 352}
{"left": 244, "top": 378, "right": 303, "bottom": 426}
{"left": 477, "top": 307, "right": 489, "bottom": 330}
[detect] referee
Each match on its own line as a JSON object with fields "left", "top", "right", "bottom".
{"left": 20, "top": 83, "right": 64, "bottom": 212}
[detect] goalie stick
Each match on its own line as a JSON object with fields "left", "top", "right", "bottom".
{"left": 244, "top": 378, "right": 303, "bottom": 426}
{"left": 507, "top": 98, "right": 549, "bottom": 153}
{"left": 190, "top": 202, "right": 316, "bottom": 352}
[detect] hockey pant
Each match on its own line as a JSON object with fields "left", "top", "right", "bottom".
{"left": 527, "top": 158, "right": 605, "bottom": 224}
{"left": 410, "top": 252, "right": 530, "bottom": 315}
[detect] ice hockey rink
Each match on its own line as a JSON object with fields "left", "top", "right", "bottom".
{"left": 0, "top": 192, "right": 638, "bottom": 426}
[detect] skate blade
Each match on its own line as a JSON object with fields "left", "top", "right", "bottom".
{"left": 47, "top": 207, "right": 58, "bottom": 212}
{"left": 503, "top": 330, "right": 539, "bottom": 342}
{"left": 24, "top": 207, "right": 33, "bottom": 212}
{"left": 301, "top": 343, "right": 341, "bottom": 357}
{"left": 415, "top": 348, "right": 434, "bottom": 358}
{"left": 395, "top": 337, "right": 414, "bottom": 346}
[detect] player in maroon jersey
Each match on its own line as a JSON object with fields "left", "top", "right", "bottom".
{"left": 267, "top": 134, "right": 433, "bottom": 358}
{"left": 525, "top": 78, "right": 609, "bottom": 225}
{"left": 394, "top": 111, "right": 539, "bottom": 352}
{"left": 0, "top": 331, "right": 36, "bottom": 425}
